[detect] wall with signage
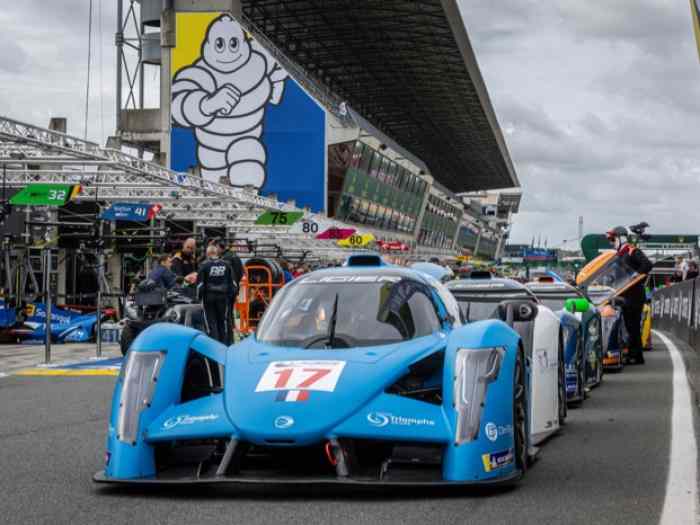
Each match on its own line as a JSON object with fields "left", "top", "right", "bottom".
{"left": 652, "top": 278, "right": 697, "bottom": 346}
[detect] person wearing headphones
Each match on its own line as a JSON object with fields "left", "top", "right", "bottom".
{"left": 606, "top": 226, "right": 653, "bottom": 364}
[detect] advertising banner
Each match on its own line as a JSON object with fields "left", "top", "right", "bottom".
{"left": 99, "top": 203, "right": 158, "bottom": 222}
{"left": 170, "top": 12, "right": 326, "bottom": 211}
{"left": 652, "top": 278, "right": 696, "bottom": 345}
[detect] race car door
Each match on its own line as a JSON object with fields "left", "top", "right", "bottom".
{"left": 576, "top": 251, "right": 646, "bottom": 306}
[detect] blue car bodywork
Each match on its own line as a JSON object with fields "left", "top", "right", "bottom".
{"left": 13, "top": 303, "right": 100, "bottom": 343}
{"left": 557, "top": 312, "right": 585, "bottom": 403}
{"left": 95, "top": 264, "right": 532, "bottom": 487}
{"left": 526, "top": 282, "right": 604, "bottom": 402}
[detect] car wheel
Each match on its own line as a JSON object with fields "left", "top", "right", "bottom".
{"left": 558, "top": 333, "right": 567, "bottom": 425}
{"left": 119, "top": 325, "right": 138, "bottom": 357}
{"left": 513, "top": 346, "right": 528, "bottom": 477}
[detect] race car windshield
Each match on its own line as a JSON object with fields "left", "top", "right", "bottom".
{"left": 457, "top": 300, "right": 500, "bottom": 322}
{"left": 535, "top": 294, "right": 578, "bottom": 312}
{"left": 580, "top": 257, "right": 641, "bottom": 305}
{"left": 256, "top": 276, "right": 442, "bottom": 348}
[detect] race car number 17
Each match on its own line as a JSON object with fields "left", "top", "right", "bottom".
{"left": 255, "top": 360, "right": 347, "bottom": 392}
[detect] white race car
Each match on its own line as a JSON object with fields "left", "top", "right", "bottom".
{"left": 447, "top": 275, "right": 565, "bottom": 445}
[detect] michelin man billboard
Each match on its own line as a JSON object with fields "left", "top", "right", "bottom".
{"left": 170, "top": 12, "right": 326, "bottom": 211}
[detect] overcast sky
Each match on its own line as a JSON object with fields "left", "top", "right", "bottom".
{"left": 1, "top": 1, "right": 699, "bottom": 247}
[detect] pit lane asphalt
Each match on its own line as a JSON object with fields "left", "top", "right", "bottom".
{"left": 0, "top": 337, "right": 680, "bottom": 525}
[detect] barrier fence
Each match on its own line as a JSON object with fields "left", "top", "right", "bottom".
{"left": 651, "top": 278, "right": 698, "bottom": 348}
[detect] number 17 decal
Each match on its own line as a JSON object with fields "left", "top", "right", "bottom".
{"left": 255, "top": 360, "right": 346, "bottom": 393}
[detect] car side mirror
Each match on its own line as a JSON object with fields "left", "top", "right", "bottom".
{"left": 497, "top": 300, "right": 538, "bottom": 326}
{"left": 565, "top": 298, "right": 590, "bottom": 314}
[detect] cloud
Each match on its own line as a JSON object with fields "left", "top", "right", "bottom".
{"left": 460, "top": 0, "right": 700, "bottom": 245}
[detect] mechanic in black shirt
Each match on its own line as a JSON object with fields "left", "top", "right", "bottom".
{"left": 147, "top": 255, "right": 177, "bottom": 290}
{"left": 607, "top": 226, "right": 653, "bottom": 365}
{"left": 197, "top": 245, "right": 236, "bottom": 344}
{"left": 171, "top": 237, "right": 197, "bottom": 278}
{"left": 218, "top": 239, "right": 244, "bottom": 292}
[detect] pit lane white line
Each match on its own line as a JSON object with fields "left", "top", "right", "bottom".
{"left": 654, "top": 331, "right": 698, "bottom": 525}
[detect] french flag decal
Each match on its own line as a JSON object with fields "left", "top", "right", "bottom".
{"left": 275, "top": 390, "right": 310, "bottom": 402}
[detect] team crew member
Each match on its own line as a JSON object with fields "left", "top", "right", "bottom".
{"left": 147, "top": 255, "right": 177, "bottom": 290}
{"left": 219, "top": 240, "right": 244, "bottom": 292}
{"left": 197, "top": 245, "right": 236, "bottom": 344}
{"left": 171, "top": 238, "right": 197, "bottom": 278}
{"left": 607, "top": 226, "right": 653, "bottom": 365}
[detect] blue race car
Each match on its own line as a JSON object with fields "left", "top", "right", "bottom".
{"left": 525, "top": 281, "right": 603, "bottom": 403}
{"left": 95, "top": 256, "right": 537, "bottom": 487}
{"left": 446, "top": 276, "right": 566, "bottom": 444}
{"left": 12, "top": 302, "right": 106, "bottom": 343}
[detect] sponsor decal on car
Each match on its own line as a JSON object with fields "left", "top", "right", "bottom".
{"left": 299, "top": 275, "right": 402, "bottom": 284}
{"left": 482, "top": 448, "right": 514, "bottom": 473}
{"left": 484, "top": 422, "right": 513, "bottom": 442}
{"left": 366, "top": 412, "right": 436, "bottom": 428}
{"left": 256, "top": 360, "right": 346, "bottom": 395}
{"left": 162, "top": 414, "right": 219, "bottom": 429}
{"left": 274, "top": 415, "right": 295, "bottom": 429}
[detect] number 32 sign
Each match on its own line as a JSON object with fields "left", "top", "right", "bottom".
{"left": 255, "top": 360, "right": 347, "bottom": 392}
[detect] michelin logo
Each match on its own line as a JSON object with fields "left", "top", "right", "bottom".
{"left": 171, "top": 14, "right": 288, "bottom": 188}
{"left": 367, "top": 412, "right": 435, "bottom": 428}
{"left": 162, "top": 414, "right": 219, "bottom": 429}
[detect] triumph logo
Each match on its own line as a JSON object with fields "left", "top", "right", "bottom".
{"left": 367, "top": 412, "right": 390, "bottom": 427}
{"left": 162, "top": 414, "right": 219, "bottom": 430}
{"left": 367, "top": 412, "right": 435, "bottom": 428}
{"left": 274, "top": 415, "right": 295, "bottom": 429}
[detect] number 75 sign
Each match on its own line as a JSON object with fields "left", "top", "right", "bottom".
{"left": 255, "top": 360, "right": 347, "bottom": 392}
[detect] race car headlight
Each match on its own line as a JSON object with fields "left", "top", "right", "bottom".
{"left": 117, "top": 351, "right": 164, "bottom": 445}
{"left": 454, "top": 347, "right": 504, "bottom": 445}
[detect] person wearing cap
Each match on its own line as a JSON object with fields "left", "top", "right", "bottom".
{"left": 606, "top": 226, "right": 653, "bottom": 364}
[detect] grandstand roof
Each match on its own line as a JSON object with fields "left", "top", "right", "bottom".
{"left": 242, "top": 0, "right": 519, "bottom": 193}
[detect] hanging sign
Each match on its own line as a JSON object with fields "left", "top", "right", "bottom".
{"left": 10, "top": 184, "right": 81, "bottom": 206}
{"left": 255, "top": 210, "right": 304, "bottom": 226}
{"left": 99, "top": 202, "right": 159, "bottom": 222}
{"left": 337, "top": 233, "right": 375, "bottom": 247}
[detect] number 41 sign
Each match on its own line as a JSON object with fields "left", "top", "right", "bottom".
{"left": 255, "top": 360, "right": 346, "bottom": 393}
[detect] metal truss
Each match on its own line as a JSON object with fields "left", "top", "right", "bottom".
{"left": 0, "top": 115, "right": 465, "bottom": 259}
{"left": 0, "top": 116, "right": 289, "bottom": 210}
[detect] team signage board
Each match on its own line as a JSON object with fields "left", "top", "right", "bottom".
{"left": 169, "top": 12, "right": 326, "bottom": 212}
{"left": 255, "top": 211, "right": 304, "bottom": 226}
{"left": 10, "top": 184, "right": 80, "bottom": 207}
{"left": 99, "top": 203, "right": 159, "bottom": 222}
{"left": 316, "top": 227, "right": 355, "bottom": 240}
{"left": 337, "top": 233, "right": 374, "bottom": 248}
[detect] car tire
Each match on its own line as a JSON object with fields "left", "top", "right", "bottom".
{"left": 513, "top": 346, "right": 528, "bottom": 478}
{"left": 119, "top": 325, "right": 138, "bottom": 357}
